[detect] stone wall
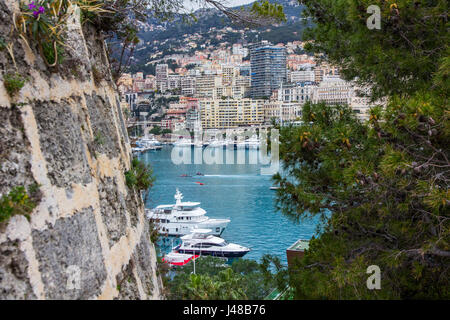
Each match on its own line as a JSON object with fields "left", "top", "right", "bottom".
{"left": 0, "top": 1, "right": 162, "bottom": 299}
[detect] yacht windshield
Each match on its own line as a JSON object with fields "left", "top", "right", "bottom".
{"left": 180, "top": 206, "right": 197, "bottom": 211}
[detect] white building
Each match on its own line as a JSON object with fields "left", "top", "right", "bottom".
{"left": 290, "top": 70, "right": 315, "bottom": 83}
{"left": 276, "top": 82, "right": 316, "bottom": 104}
{"left": 264, "top": 101, "right": 303, "bottom": 124}
{"left": 168, "top": 74, "right": 181, "bottom": 90}
{"left": 312, "top": 76, "right": 353, "bottom": 105}
{"left": 181, "top": 76, "right": 196, "bottom": 96}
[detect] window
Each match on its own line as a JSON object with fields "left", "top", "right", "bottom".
{"left": 216, "top": 227, "right": 220, "bottom": 233}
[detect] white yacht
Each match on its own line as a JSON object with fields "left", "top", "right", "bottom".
{"left": 236, "top": 135, "right": 259, "bottom": 149}
{"left": 146, "top": 189, "right": 230, "bottom": 236}
{"left": 245, "top": 135, "right": 260, "bottom": 149}
{"left": 175, "top": 229, "right": 250, "bottom": 258}
{"left": 173, "top": 138, "right": 193, "bottom": 147}
{"left": 208, "top": 139, "right": 226, "bottom": 148}
{"left": 134, "top": 135, "right": 162, "bottom": 152}
{"left": 138, "top": 135, "right": 161, "bottom": 146}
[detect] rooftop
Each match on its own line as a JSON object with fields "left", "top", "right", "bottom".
{"left": 287, "top": 239, "right": 310, "bottom": 252}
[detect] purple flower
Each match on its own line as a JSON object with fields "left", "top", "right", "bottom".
{"left": 33, "top": 6, "right": 44, "bottom": 18}
{"left": 28, "top": 1, "right": 36, "bottom": 10}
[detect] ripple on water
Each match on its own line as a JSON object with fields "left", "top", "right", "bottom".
{"left": 141, "top": 146, "right": 320, "bottom": 265}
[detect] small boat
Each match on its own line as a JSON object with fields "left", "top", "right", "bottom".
{"left": 195, "top": 172, "right": 204, "bottom": 176}
{"left": 175, "top": 229, "right": 250, "bottom": 258}
{"left": 180, "top": 174, "right": 192, "bottom": 177}
{"left": 162, "top": 252, "right": 199, "bottom": 266}
{"left": 195, "top": 182, "right": 204, "bottom": 185}
{"left": 270, "top": 186, "right": 280, "bottom": 190}
{"left": 173, "top": 138, "right": 193, "bottom": 147}
{"left": 137, "top": 135, "right": 162, "bottom": 147}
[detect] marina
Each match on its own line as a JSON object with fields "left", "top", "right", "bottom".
{"left": 139, "top": 145, "right": 318, "bottom": 264}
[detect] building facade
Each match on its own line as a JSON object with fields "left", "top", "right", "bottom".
{"left": 250, "top": 41, "right": 287, "bottom": 99}
{"left": 156, "top": 64, "right": 169, "bottom": 92}
{"left": 199, "top": 98, "right": 265, "bottom": 129}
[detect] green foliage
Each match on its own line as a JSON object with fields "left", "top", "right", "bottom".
{"left": 0, "top": 36, "right": 6, "bottom": 50}
{"left": 125, "top": 158, "right": 155, "bottom": 192}
{"left": 149, "top": 126, "right": 161, "bottom": 135}
{"left": 149, "top": 221, "right": 159, "bottom": 243}
{"left": 94, "top": 131, "right": 104, "bottom": 145}
{"left": 251, "top": 0, "right": 287, "bottom": 23}
{"left": 276, "top": 96, "right": 449, "bottom": 298}
{"left": 165, "top": 257, "right": 276, "bottom": 300}
{"left": 302, "top": 0, "right": 449, "bottom": 99}
{"left": 41, "top": 41, "right": 64, "bottom": 65}
{"left": 271, "top": 0, "right": 450, "bottom": 299}
{"left": 17, "top": 0, "right": 109, "bottom": 67}
{"left": 0, "top": 186, "right": 39, "bottom": 223}
{"left": 3, "top": 73, "right": 27, "bottom": 96}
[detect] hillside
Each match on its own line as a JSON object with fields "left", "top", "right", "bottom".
{"left": 128, "top": 0, "right": 307, "bottom": 74}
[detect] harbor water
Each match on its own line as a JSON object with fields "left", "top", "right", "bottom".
{"left": 139, "top": 145, "right": 319, "bottom": 265}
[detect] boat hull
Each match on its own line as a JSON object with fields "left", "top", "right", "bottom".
{"left": 153, "top": 219, "right": 230, "bottom": 237}
{"left": 176, "top": 248, "right": 249, "bottom": 258}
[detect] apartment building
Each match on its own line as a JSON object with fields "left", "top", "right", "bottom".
{"left": 312, "top": 76, "right": 353, "bottom": 105}
{"left": 276, "top": 82, "right": 316, "bottom": 103}
{"left": 156, "top": 64, "right": 169, "bottom": 92}
{"left": 264, "top": 101, "right": 303, "bottom": 124}
{"left": 181, "top": 76, "right": 196, "bottom": 96}
{"left": 290, "top": 70, "right": 315, "bottom": 83}
{"left": 199, "top": 98, "right": 265, "bottom": 129}
{"left": 250, "top": 41, "right": 287, "bottom": 99}
{"left": 195, "top": 74, "right": 223, "bottom": 99}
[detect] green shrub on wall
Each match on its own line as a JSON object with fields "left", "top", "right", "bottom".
{"left": 0, "top": 185, "right": 40, "bottom": 223}
{"left": 125, "top": 158, "right": 155, "bottom": 192}
{"left": 3, "top": 72, "right": 27, "bottom": 96}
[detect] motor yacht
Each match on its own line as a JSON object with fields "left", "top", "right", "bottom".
{"left": 146, "top": 189, "right": 230, "bottom": 236}
{"left": 175, "top": 229, "right": 250, "bottom": 258}
{"left": 173, "top": 138, "right": 193, "bottom": 147}
{"left": 236, "top": 135, "right": 260, "bottom": 149}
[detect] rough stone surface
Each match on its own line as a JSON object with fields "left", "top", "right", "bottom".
{"left": 0, "top": 106, "right": 35, "bottom": 196}
{"left": 32, "top": 99, "right": 92, "bottom": 188}
{"left": 0, "top": 239, "right": 37, "bottom": 300}
{"left": 85, "top": 93, "right": 121, "bottom": 158}
{"left": 115, "top": 260, "right": 140, "bottom": 300}
{"left": 0, "top": 1, "right": 162, "bottom": 300}
{"left": 133, "top": 222, "right": 155, "bottom": 297}
{"left": 127, "top": 191, "right": 140, "bottom": 229}
{"left": 32, "top": 207, "right": 107, "bottom": 299}
{"left": 98, "top": 177, "right": 128, "bottom": 247}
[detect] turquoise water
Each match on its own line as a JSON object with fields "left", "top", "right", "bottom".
{"left": 139, "top": 146, "right": 318, "bottom": 265}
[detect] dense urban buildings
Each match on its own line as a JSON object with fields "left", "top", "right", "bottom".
{"left": 118, "top": 38, "right": 382, "bottom": 132}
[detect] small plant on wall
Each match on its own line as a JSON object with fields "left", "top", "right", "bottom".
{"left": 15, "top": 0, "right": 110, "bottom": 67}
{"left": 3, "top": 72, "right": 27, "bottom": 96}
{"left": 125, "top": 158, "right": 155, "bottom": 193}
{"left": 0, "top": 184, "right": 41, "bottom": 223}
